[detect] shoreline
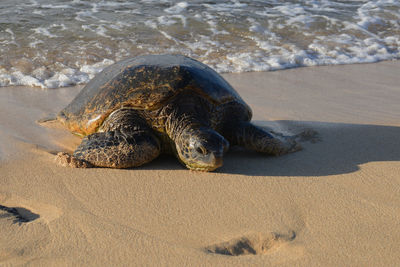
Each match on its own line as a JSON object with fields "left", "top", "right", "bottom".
{"left": 1, "top": 61, "right": 399, "bottom": 266}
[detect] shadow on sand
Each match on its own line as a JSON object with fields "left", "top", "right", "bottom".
{"left": 217, "top": 121, "right": 400, "bottom": 177}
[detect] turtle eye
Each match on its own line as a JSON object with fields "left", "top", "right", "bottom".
{"left": 196, "top": 146, "right": 208, "bottom": 155}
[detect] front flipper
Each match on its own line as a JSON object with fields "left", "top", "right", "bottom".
{"left": 223, "top": 121, "right": 301, "bottom": 156}
{"left": 58, "top": 129, "right": 161, "bottom": 169}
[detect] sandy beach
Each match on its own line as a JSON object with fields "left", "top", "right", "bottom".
{"left": 0, "top": 61, "right": 399, "bottom": 266}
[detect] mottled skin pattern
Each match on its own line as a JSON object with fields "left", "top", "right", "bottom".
{"left": 57, "top": 55, "right": 300, "bottom": 171}
{"left": 73, "top": 108, "right": 161, "bottom": 168}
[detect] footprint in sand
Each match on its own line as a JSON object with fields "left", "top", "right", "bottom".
{"left": 0, "top": 205, "right": 40, "bottom": 225}
{"left": 0, "top": 193, "right": 62, "bottom": 264}
{"left": 0, "top": 192, "right": 62, "bottom": 224}
{"left": 206, "top": 231, "right": 296, "bottom": 256}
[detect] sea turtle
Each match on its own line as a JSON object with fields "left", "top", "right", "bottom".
{"left": 56, "top": 54, "right": 300, "bottom": 171}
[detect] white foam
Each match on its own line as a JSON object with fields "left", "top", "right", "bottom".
{"left": 28, "top": 39, "right": 44, "bottom": 48}
{"left": 157, "top": 16, "right": 177, "bottom": 27}
{"left": 158, "top": 15, "right": 187, "bottom": 27}
{"left": 159, "top": 31, "right": 180, "bottom": 44}
{"left": 32, "top": 27, "right": 58, "bottom": 38}
{"left": 164, "top": 2, "right": 188, "bottom": 14}
{"left": 0, "top": 69, "right": 42, "bottom": 88}
{"left": 80, "top": 59, "right": 115, "bottom": 79}
{"left": 75, "top": 10, "right": 96, "bottom": 22}
{"left": 81, "top": 24, "right": 112, "bottom": 38}
{"left": 41, "top": 4, "right": 72, "bottom": 9}
{"left": 0, "top": 29, "right": 17, "bottom": 46}
{"left": 91, "top": 3, "right": 99, "bottom": 13}
{"left": 0, "top": 59, "right": 114, "bottom": 89}
{"left": 1, "top": 0, "right": 399, "bottom": 89}
{"left": 50, "top": 23, "right": 67, "bottom": 31}
{"left": 273, "top": 4, "right": 306, "bottom": 16}
{"left": 203, "top": 1, "right": 247, "bottom": 12}
{"left": 32, "top": 9, "right": 43, "bottom": 15}
{"left": 144, "top": 20, "right": 157, "bottom": 29}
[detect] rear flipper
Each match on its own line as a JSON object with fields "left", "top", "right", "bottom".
{"left": 223, "top": 121, "right": 301, "bottom": 156}
{"left": 36, "top": 114, "right": 57, "bottom": 124}
{"left": 56, "top": 129, "right": 161, "bottom": 168}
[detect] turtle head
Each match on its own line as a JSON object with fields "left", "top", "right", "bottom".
{"left": 176, "top": 128, "right": 229, "bottom": 171}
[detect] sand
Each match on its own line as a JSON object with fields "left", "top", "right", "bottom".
{"left": 0, "top": 61, "right": 399, "bottom": 266}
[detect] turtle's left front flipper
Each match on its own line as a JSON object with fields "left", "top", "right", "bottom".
{"left": 223, "top": 121, "right": 301, "bottom": 156}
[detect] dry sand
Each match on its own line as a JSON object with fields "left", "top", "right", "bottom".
{"left": 0, "top": 61, "right": 399, "bottom": 266}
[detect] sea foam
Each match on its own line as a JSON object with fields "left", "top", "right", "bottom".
{"left": 0, "top": 0, "right": 399, "bottom": 88}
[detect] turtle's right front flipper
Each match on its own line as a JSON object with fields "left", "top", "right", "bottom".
{"left": 70, "top": 129, "right": 161, "bottom": 168}
{"left": 57, "top": 108, "right": 161, "bottom": 169}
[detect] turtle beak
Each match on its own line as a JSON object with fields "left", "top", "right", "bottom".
{"left": 204, "top": 137, "right": 228, "bottom": 170}
{"left": 202, "top": 145, "right": 226, "bottom": 171}
{"left": 210, "top": 153, "right": 223, "bottom": 169}
{"left": 190, "top": 153, "right": 223, "bottom": 171}
{"left": 186, "top": 148, "right": 224, "bottom": 171}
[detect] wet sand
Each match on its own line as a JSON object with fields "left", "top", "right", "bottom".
{"left": 1, "top": 61, "right": 399, "bottom": 266}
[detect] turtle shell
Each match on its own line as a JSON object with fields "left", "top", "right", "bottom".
{"left": 59, "top": 54, "right": 250, "bottom": 135}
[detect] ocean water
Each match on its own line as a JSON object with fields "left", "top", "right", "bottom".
{"left": 0, "top": 0, "right": 399, "bottom": 88}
